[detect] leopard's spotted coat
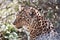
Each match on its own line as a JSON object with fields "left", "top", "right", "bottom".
{"left": 13, "top": 6, "right": 54, "bottom": 40}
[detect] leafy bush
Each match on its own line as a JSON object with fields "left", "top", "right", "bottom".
{"left": 0, "top": 23, "right": 18, "bottom": 40}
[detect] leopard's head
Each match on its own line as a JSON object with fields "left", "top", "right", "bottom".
{"left": 13, "top": 7, "right": 41, "bottom": 29}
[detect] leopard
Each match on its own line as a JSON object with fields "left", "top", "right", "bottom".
{"left": 13, "top": 6, "right": 54, "bottom": 40}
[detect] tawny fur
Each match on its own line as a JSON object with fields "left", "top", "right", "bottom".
{"left": 13, "top": 6, "right": 54, "bottom": 40}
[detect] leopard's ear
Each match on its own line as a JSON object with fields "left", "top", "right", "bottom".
{"left": 19, "top": 5, "right": 25, "bottom": 11}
